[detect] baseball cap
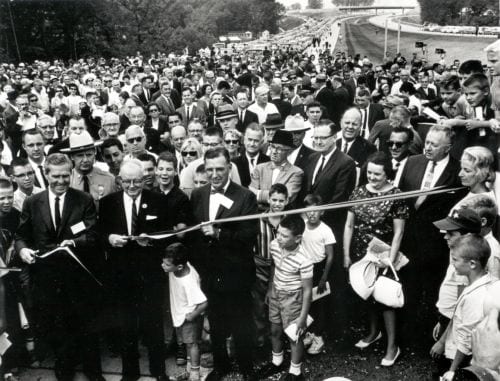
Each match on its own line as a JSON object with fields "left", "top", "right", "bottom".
{"left": 433, "top": 208, "right": 482, "bottom": 233}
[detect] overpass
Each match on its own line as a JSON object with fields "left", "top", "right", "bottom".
{"left": 338, "top": 6, "right": 415, "bottom": 15}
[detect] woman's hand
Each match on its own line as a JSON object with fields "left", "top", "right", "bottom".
{"left": 432, "top": 322, "right": 441, "bottom": 341}
{"left": 430, "top": 340, "right": 445, "bottom": 359}
{"left": 343, "top": 256, "right": 351, "bottom": 269}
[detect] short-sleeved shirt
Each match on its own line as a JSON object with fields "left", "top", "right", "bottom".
{"left": 269, "top": 240, "right": 313, "bottom": 291}
{"left": 169, "top": 262, "right": 207, "bottom": 327}
{"left": 302, "top": 221, "right": 336, "bottom": 264}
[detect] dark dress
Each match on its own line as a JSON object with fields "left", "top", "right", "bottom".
{"left": 349, "top": 186, "right": 409, "bottom": 262}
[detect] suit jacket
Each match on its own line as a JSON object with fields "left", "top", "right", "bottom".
{"left": 155, "top": 95, "right": 176, "bottom": 116}
{"left": 98, "top": 190, "right": 172, "bottom": 297}
{"left": 138, "top": 89, "right": 152, "bottom": 106}
{"left": 367, "top": 103, "right": 385, "bottom": 131}
{"left": 331, "top": 86, "right": 351, "bottom": 127}
{"left": 233, "top": 152, "right": 270, "bottom": 188}
{"left": 236, "top": 109, "right": 259, "bottom": 133}
{"left": 336, "top": 136, "right": 377, "bottom": 168}
{"left": 250, "top": 161, "right": 304, "bottom": 205}
{"left": 301, "top": 149, "right": 357, "bottom": 236}
{"left": 399, "top": 154, "right": 466, "bottom": 265}
{"left": 130, "top": 94, "right": 144, "bottom": 109}
{"left": 145, "top": 116, "right": 170, "bottom": 136}
{"left": 290, "top": 104, "right": 308, "bottom": 119}
{"left": 416, "top": 87, "right": 437, "bottom": 101}
{"left": 270, "top": 98, "right": 292, "bottom": 119}
{"left": 289, "top": 144, "right": 314, "bottom": 172}
{"left": 315, "top": 86, "right": 335, "bottom": 121}
{"left": 236, "top": 72, "right": 254, "bottom": 89}
{"left": 344, "top": 78, "right": 357, "bottom": 105}
{"left": 190, "top": 182, "right": 258, "bottom": 293}
{"left": 176, "top": 105, "right": 206, "bottom": 127}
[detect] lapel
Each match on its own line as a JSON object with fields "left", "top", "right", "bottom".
{"left": 413, "top": 157, "right": 429, "bottom": 188}
{"left": 276, "top": 162, "right": 291, "bottom": 184}
{"left": 116, "top": 192, "right": 128, "bottom": 234}
{"left": 434, "top": 157, "right": 454, "bottom": 187}
{"left": 313, "top": 149, "right": 338, "bottom": 188}
{"left": 137, "top": 190, "right": 150, "bottom": 229}
{"left": 38, "top": 192, "right": 56, "bottom": 235}
{"left": 202, "top": 185, "right": 211, "bottom": 222}
{"left": 57, "top": 189, "right": 75, "bottom": 237}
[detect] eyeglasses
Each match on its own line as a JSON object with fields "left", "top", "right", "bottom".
{"left": 127, "top": 137, "right": 143, "bottom": 144}
{"left": 30, "top": 99, "right": 38, "bottom": 103}
{"left": 312, "top": 135, "right": 333, "bottom": 141}
{"left": 386, "top": 140, "right": 407, "bottom": 148}
{"left": 202, "top": 142, "right": 219, "bottom": 148}
{"left": 13, "top": 171, "right": 35, "bottom": 178}
{"left": 181, "top": 151, "right": 198, "bottom": 157}
{"left": 120, "top": 178, "right": 144, "bottom": 186}
{"left": 149, "top": 109, "right": 159, "bottom": 113}
{"left": 225, "top": 139, "right": 239, "bottom": 145}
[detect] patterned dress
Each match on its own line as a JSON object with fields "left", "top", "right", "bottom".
{"left": 348, "top": 186, "right": 409, "bottom": 261}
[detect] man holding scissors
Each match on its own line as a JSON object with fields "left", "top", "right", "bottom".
{"left": 15, "top": 153, "right": 104, "bottom": 381}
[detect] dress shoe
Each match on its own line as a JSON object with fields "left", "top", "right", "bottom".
{"left": 258, "top": 361, "right": 287, "bottom": 378}
{"left": 120, "top": 376, "right": 140, "bottom": 381}
{"left": 280, "top": 373, "right": 305, "bottom": 381}
{"left": 204, "top": 369, "right": 229, "bottom": 381}
{"left": 381, "top": 347, "right": 401, "bottom": 367}
{"left": 354, "top": 331, "right": 382, "bottom": 349}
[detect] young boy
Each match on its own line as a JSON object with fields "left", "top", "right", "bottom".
{"left": 260, "top": 215, "right": 313, "bottom": 381}
{"left": 301, "top": 194, "right": 335, "bottom": 355}
{"left": 431, "top": 234, "right": 495, "bottom": 381}
{"left": 193, "top": 164, "right": 208, "bottom": 189}
{"left": 161, "top": 243, "right": 208, "bottom": 381}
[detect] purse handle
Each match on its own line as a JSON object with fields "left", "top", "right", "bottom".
{"left": 382, "top": 260, "right": 400, "bottom": 282}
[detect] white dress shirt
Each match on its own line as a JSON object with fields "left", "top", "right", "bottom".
{"left": 392, "top": 156, "right": 408, "bottom": 188}
{"left": 287, "top": 145, "right": 302, "bottom": 166}
{"left": 29, "top": 157, "right": 46, "bottom": 190}
{"left": 123, "top": 192, "right": 142, "bottom": 235}
{"left": 312, "top": 147, "right": 336, "bottom": 184}
{"left": 48, "top": 190, "right": 66, "bottom": 230}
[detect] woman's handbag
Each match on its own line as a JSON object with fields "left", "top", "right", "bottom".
{"left": 373, "top": 261, "right": 404, "bottom": 308}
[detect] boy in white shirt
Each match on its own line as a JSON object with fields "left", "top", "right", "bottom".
{"left": 162, "top": 243, "right": 208, "bottom": 381}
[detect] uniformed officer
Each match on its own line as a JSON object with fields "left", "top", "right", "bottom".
{"left": 62, "top": 131, "right": 117, "bottom": 204}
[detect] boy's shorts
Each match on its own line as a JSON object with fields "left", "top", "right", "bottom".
{"left": 268, "top": 284, "right": 303, "bottom": 328}
{"left": 176, "top": 315, "right": 203, "bottom": 345}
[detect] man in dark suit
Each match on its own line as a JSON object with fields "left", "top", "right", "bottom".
{"left": 336, "top": 108, "right": 377, "bottom": 169}
{"left": 284, "top": 114, "right": 314, "bottom": 171}
{"left": 15, "top": 153, "right": 104, "bottom": 381}
{"left": 98, "top": 159, "right": 171, "bottom": 381}
{"left": 176, "top": 88, "right": 206, "bottom": 127}
{"left": 313, "top": 73, "right": 335, "bottom": 121}
{"left": 235, "top": 89, "right": 259, "bottom": 133}
{"left": 269, "top": 83, "right": 292, "bottom": 119}
{"left": 233, "top": 123, "right": 269, "bottom": 188}
{"left": 354, "top": 88, "right": 385, "bottom": 139}
{"left": 138, "top": 76, "right": 154, "bottom": 106}
{"left": 130, "top": 84, "right": 145, "bottom": 109}
{"left": 153, "top": 82, "right": 178, "bottom": 116}
{"left": 398, "top": 125, "right": 465, "bottom": 333}
{"left": 191, "top": 147, "right": 258, "bottom": 381}
{"left": 330, "top": 75, "right": 351, "bottom": 127}
{"left": 236, "top": 63, "right": 254, "bottom": 89}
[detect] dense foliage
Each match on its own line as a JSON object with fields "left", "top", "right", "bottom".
{"left": 331, "top": 0, "right": 375, "bottom": 6}
{"left": 418, "top": 0, "right": 498, "bottom": 25}
{"left": 0, "top": 0, "right": 285, "bottom": 62}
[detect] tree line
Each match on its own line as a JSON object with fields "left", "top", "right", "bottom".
{"left": 418, "top": 0, "right": 498, "bottom": 26}
{"left": 0, "top": 0, "right": 285, "bottom": 63}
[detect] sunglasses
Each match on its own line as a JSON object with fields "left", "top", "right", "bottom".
{"left": 386, "top": 141, "right": 407, "bottom": 148}
{"left": 149, "top": 109, "right": 159, "bottom": 112}
{"left": 225, "top": 139, "right": 239, "bottom": 145}
{"left": 127, "top": 137, "right": 143, "bottom": 143}
{"left": 181, "top": 151, "right": 198, "bottom": 157}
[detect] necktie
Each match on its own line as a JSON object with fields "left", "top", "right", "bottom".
{"left": 39, "top": 165, "right": 48, "bottom": 187}
{"left": 343, "top": 141, "right": 349, "bottom": 153}
{"left": 131, "top": 199, "right": 138, "bottom": 236}
{"left": 83, "top": 175, "right": 90, "bottom": 193}
{"left": 394, "top": 161, "right": 400, "bottom": 171}
{"left": 211, "top": 188, "right": 224, "bottom": 194}
{"left": 54, "top": 196, "right": 61, "bottom": 231}
{"left": 186, "top": 106, "right": 190, "bottom": 121}
{"left": 415, "top": 161, "right": 436, "bottom": 209}
{"left": 361, "top": 109, "right": 367, "bottom": 138}
{"left": 314, "top": 155, "right": 326, "bottom": 184}
{"left": 250, "top": 157, "right": 255, "bottom": 167}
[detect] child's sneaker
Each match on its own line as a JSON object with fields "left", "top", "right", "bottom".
{"left": 307, "top": 335, "right": 324, "bottom": 355}
{"left": 189, "top": 369, "right": 200, "bottom": 381}
{"left": 302, "top": 332, "right": 314, "bottom": 347}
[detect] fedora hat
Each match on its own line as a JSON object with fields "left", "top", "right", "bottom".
{"left": 216, "top": 104, "right": 237, "bottom": 120}
{"left": 284, "top": 115, "right": 309, "bottom": 132}
{"left": 263, "top": 113, "right": 284, "bottom": 129}
{"left": 349, "top": 256, "right": 378, "bottom": 300}
{"left": 271, "top": 129, "right": 294, "bottom": 148}
{"left": 61, "top": 130, "right": 102, "bottom": 154}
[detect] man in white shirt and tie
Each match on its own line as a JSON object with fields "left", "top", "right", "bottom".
{"left": 388, "top": 127, "right": 412, "bottom": 188}
{"left": 23, "top": 129, "right": 48, "bottom": 189}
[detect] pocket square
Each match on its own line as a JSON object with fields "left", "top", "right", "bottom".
{"left": 146, "top": 215, "right": 158, "bottom": 220}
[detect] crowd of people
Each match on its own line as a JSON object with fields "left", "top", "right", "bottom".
{"left": 1, "top": 32, "right": 500, "bottom": 381}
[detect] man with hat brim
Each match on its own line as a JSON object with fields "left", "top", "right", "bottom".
{"left": 215, "top": 104, "right": 238, "bottom": 132}
{"left": 62, "top": 130, "right": 116, "bottom": 205}
{"left": 247, "top": 85, "right": 280, "bottom": 125}
{"left": 284, "top": 114, "right": 314, "bottom": 171}
{"left": 249, "top": 129, "right": 304, "bottom": 210}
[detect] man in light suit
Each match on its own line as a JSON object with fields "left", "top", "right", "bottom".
{"left": 398, "top": 125, "right": 466, "bottom": 333}
{"left": 190, "top": 147, "right": 258, "bottom": 381}
{"left": 98, "top": 159, "right": 171, "bottom": 381}
{"left": 176, "top": 87, "right": 206, "bottom": 127}
{"left": 155, "top": 82, "right": 177, "bottom": 116}
{"left": 250, "top": 129, "right": 303, "bottom": 209}
{"left": 15, "top": 153, "right": 104, "bottom": 381}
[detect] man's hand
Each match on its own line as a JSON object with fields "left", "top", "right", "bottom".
{"left": 430, "top": 340, "right": 444, "bottom": 359}
{"left": 185, "top": 312, "right": 196, "bottom": 322}
{"left": 59, "top": 240, "right": 75, "bottom": 247}
{"left": 136, "top": 233, "right": 152, "bottom": 247}
{"left": 442, "top": 371, "right": 455, "bottom": 381}
{"left": 201, "top": 224, "right": 219, "bottom": 238}
{"left": 19, "top": 248, "right": 36, "bottom": 264}
{"left": 432, "top": 322, "right": 441, "bottom": 341}
{"left": 109, "top": 234, "right": 129, "bottom": 247}
{"left": 318, "top": 276, "right": 328, "bottom": 294}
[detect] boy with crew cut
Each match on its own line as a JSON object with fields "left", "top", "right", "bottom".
{"left": 431, "top": 234, "right": 495, "bottom": 381}
{"left": 162, "top": 243, "right": 207, "bottom": 381}
{"left": 260, "top": 215, "right": 313, "bottom": 381}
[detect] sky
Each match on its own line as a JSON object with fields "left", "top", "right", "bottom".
{"left": 279, "top": 0, "right": 418, "bottom": 10}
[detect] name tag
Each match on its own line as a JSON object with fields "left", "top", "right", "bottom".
{"left": 217, "top": 194, "right": 234, "bottom": 210}
{"left": 71, "top": 221, "right": 86, "bottom": 235}
{"left": 146, "top": 215, "right": 158, "bottom": 220}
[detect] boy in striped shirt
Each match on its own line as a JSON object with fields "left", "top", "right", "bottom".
{"left": 260, "top": 215, "right": 313, "bottom": 381}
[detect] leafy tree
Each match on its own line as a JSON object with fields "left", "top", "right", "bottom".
{"left": 307, "top": 0, "right": 323, "bottom": 9}
{"left": 290, "top": 3, "right": 301, "bottom": 10}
